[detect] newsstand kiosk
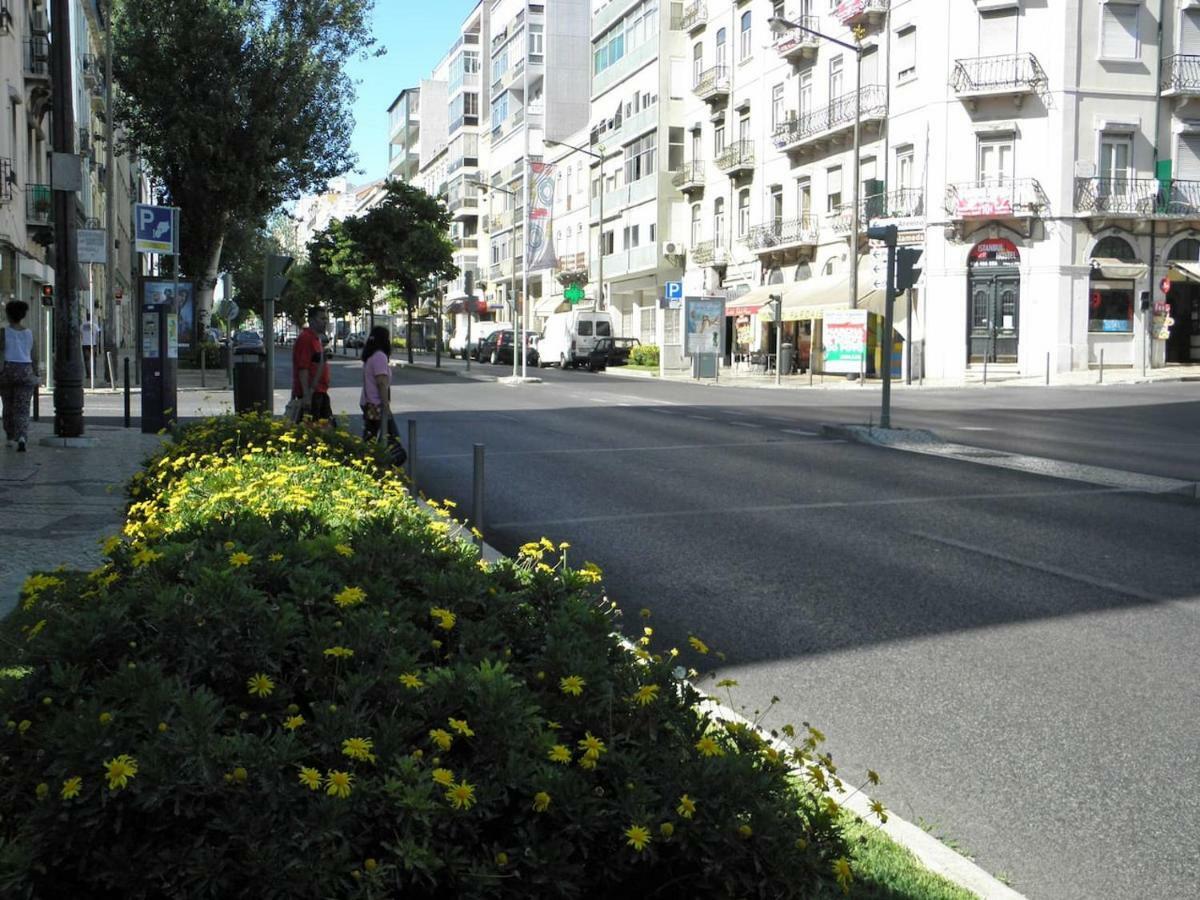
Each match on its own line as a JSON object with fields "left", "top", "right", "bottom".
{"left": 141, "top": 298, "right": 178, "bottom": 433}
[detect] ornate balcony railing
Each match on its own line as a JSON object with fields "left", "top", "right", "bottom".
{"left": 772, "top": 86, "right": 887, "bottom": 152}
{"left": 1162, "top": 54, "right": 1200, "bottom": 95}
{"left": 715, "top": 140, "right": 754, "bottom": 174}
{"left": 744, "top": 216, "right": 819, "bottom": 252}
{"left": 0, "top": 158, "right": 13, "bottom": 204}
{"left": 945, "top": 178, "right": 1048, "bottom": 218}
{"left": 693, "top": 65, "right": 730, "bottom": 101}
{"left": 691, "top": 240, "right": 728, "bottom": 267}
{"left": 1074, "top": 177, "right": 1200, "bottom": 217}
{"left": 828, "top": 188, "right": 925, "bottom": 232}
{"left": 26, "top": 184, "right": 52, "bottom": 225}
{"left": 951, "top": 54, "right": 1047, "bottom": 97}
{"left": 834, "top": 0, "right": 888, "bottom": 27}
{"left": 771, "top": 15, "right": 820, "bottom": 61}
{"left": 671, "top": 162, "right": 705, "bottom": 190}
{"left": 24, "top": 37, "right": 49, "bottom": 77}
{"left": 680, "top": 2, "right": 707, "bottom": 32}
{"left": 555, "top": 252, "right": 589, "bottom": 284}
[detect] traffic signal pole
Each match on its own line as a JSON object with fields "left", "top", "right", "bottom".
{"left": 880, "top": 242, "right": 896, "bottom": 430}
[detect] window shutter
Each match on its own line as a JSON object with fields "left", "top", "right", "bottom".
{"left": 979, "top": 10, "right": 1017, "bottom": 58}
{"left": 1182, "top": 10, "right": 1200, "bottom": 56}
{"left": 896, "top": 27, "right": 916, "bottom": 77}
{"left": 1177, "top": 133, "right": 1200, "bottom": 181}
{"left": 827, "top": 167, "right": 842, "bottom": 194}
{"left": 1101, "top": 3, "right": 1139, "bottom": 60}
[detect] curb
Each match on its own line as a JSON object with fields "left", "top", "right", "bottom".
{"left": 394, "top": 361, "right": 498, "bottom": 383}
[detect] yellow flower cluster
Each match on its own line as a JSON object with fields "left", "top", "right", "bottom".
{"left": 333, "top": 586, "right": 366, "bottom": 608}
{"left": 429, "top": 607, "right": 456, "bottom": 630}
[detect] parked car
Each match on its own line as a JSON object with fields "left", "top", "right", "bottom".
{"left": 476, "top": 330, "right": 505, "bottom": 364}
{"left": 232, "top": 330, "right": 265, "bottom": 354}
{"left": 449, "top": 321, "right": 510, "bottom": 360}
{"left": 344, "top": 332, "right": 366, "bottom": 349}
{"left": 538, "top": 308, "right": 614, "bottom": 368}
{"left": 594, "top": 336, "right": 641, "bottom": 366}
{"left": 481, "top": 330, "right": 541, "bottom": 366}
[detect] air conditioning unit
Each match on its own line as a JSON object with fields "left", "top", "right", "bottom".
{"left": 31, "top": 11, "right": 49, "bottom": 34}
{"left": 663, "top": 240, "right": 685, "bottom": 257}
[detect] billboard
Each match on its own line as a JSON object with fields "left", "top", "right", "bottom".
{"left": 142, "top": 278, "right": 195, "bottom": 346}
{"left": 684, "top": 295, "right": 725, "bottom": 355}
{"left": 823, "top": 309, "right": 869, "bottom": 374}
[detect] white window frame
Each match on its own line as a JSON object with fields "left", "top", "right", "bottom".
{"left": 740, "top": 11, "right": 752, "bottom": 61}
{"left": 1099, "top": 0, "right": 1141, "bottom": 62}
{"left": 738, "top": 188, "right": 751, "bottom": 236}
{"left": 896, "top": 25, "right": 917, "bottom": 83}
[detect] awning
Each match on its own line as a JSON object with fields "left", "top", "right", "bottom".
{"left": 759, "top": 259, "right": 882, "bottom": 321}
{"left": 725, "top": 301, "right": 764, "bottom": 316}
{"left": 534, "top": 294, "right": 571, "bottom": 317}
{"left": 1091, "top": 258, "right": 1148, "bottom": 280}
{"left": 1169, "top": 261, "right": 1200, "bottom": 283}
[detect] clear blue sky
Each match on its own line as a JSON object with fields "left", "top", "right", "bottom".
{"left": 344, "top": 4, "right": 467, "bottom": 183}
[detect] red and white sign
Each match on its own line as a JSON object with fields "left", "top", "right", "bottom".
{"left": 1160, "top": 276, "right": 1171, "bottom": 295}
{"left": 969, "top": 238, "right": 1021, "bottom": 265}
{"left": 955, "top": 188, "right": 1014, "bottom": 218}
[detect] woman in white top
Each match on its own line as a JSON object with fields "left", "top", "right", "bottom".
{"left": 0, "top": 300, "right": 39, "bottom": 452}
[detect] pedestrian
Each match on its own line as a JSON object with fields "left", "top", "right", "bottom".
{"left": 292, "top": 305, "right": 334, "bottom": 424}
{"left": 81, "top": 312, "right": 99, "bottom": 386}
{"left": 0, "top": 300, "right": 39, "bottom": 453}
{"left": 360, "top": 325, "right": 405, "bottom": 466}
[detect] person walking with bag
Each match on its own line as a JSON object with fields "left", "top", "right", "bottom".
{"left": 360, "top": 325, "right": 405, "bottom": 465}
{"left": 292, "top": 305, "right": 334, "bottom": 424}
{"left": 0, "top": 301, "right": 39, "bottom": 452}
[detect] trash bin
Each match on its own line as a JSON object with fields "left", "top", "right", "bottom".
{"left": 780, "top": 342, "right": 794, "bottom": 375}
{"left": 232, "top": 351, "right": 268, "bottom": 413}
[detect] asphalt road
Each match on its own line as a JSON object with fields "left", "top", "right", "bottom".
{"left": 83, "top": 357, "right": 1200, "bottom": 899}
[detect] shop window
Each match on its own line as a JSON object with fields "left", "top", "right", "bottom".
{"left": 1092, "top": 235, "right": 1136, "bottom": 261}
{"left": 1088, "top": 280, "right": 1134, "bottom": 333}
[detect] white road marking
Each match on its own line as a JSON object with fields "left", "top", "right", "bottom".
{"left": 730, "top": 421, "right": 763, "bottom": 428}
{"left": 956, "top": 426, "right": 995, "bottom": 432}
{"left": 687, "top": 415, "right": 713, "bottom": 420}
{"left": 782, "top": 429, "right": 819, "bottom": 436}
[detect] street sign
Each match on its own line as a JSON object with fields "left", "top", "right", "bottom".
{"left": 665, "top": 280, "right": 683, "bottom": 302}
{"left": 134, "top": 204, "right": 178, "bottom": 254}
{"left": 870, "top": 246, "right": 890, "bottom": 291}
{"left": 77, "top": 229, "right": 107, "bottom": 264}
{"left": 564, "top": 283, "right": 585, "bottom": 303}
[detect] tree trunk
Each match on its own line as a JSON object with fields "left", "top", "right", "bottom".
{"left": 195, "top": 231, "right": 226, "bottom": 339}
{"left": 406, "top": 301, "right": 414, "bottom": 363}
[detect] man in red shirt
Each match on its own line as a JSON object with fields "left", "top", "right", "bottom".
{"left": 292, "top": 306, "right": 333, "bottom": 422}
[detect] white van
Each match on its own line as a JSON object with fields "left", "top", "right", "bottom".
{"left": 448, "top": 320, "right": 510, "bottom": 359}
{"left": 538, "top": 309, "right": 615, "bottom": 368}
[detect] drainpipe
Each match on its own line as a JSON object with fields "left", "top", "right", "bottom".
{"left": 1148, "top": 0, "right": 1166, "bottom": 374}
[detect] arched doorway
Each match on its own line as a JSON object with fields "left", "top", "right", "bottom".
{"left": 967, "top": 238, "right": 1021, "bottom": 363}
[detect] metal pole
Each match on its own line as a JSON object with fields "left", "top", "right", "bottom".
{"left": 465, "top": 269, "right": 473, "bottom": 372}
{"left": 407, "top": 418, "right": 417, "bottom": 481}
{"left": 848, "top": 47, "right": 862, "bottom": 312}
{"left": 880, "top": 244, "right": 896, "bottom": 430}
{"left": 104, "top": 9, "right": 116, "bottom": 386}
{"left": 598, "top": 150, "right": 604, "bottom": 311}
{"left": 905, "top": 290, "right": 912, "bottom": 386}
{"left": 472, "top": 443, "right": 485, "bottom": 547}
{"left": 1099, "top": 348, "right": 1105, "bottom": 383}
{"left": 123, "top": 357, "right": 130, "bottom": 427}
{"left": 773, "top": 296, "right": 782, "bottom": 386}
{"left": 435, "top": 284, "right": 443, "bottom": 368}
{"left": 51, "top": 0, "right": 84, "bottom": 436}
{"left": 1046, "top": 351, "right": 1050, "bottom": 385}
{"left": 983, "top": 355, "right": 988, "bottom": 385}
{"left": 512, "top": 189, "right": 519, "bottom": 380}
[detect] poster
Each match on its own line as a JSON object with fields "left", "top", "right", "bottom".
{"left": 684, "top": 296, "right": 725, "bottom": 355}
{"left": 142, "top": 279, "right": 195, "bottom": 346}
{"left": 527, "top": 162, "right": 556, "bottom": 272}
{"left": 824, "top": 309, "right": 868, "bottom": 374}
{"left": 166, "top": 314, "right": 179, "bottom": 359}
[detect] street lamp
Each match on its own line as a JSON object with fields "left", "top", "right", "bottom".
{"left": 544, "top": 139, "right": 606, "bottom": 313}
{"left": 476, "top": 181, "right": 523, "bottom": 379}
{"left": 769, "top": 15, "right": 864, "bottom": 311}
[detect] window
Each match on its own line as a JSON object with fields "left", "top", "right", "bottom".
{"left": 1100, "top": 2, "right": 1139, "bottom": 60}
{"left": 529, "top": 24, "right": 544, "bottom": 60}
{"left": 716, "top": 28, "right": 727, "bottom": 69}
{"left": 771, "top": 188, "right": 783, "bottom": 226}
{"left": 1088, "top": 280, "right": 1134, "bottom": 333}
{"left": 714, "top": 122, "right": 725, "bottom": 155}
{"left": 799, "top": 70, "right": 813, "bottom": 116}
{"left": 896, "top": 26, "right": 916, "bottom": 82}
{"left": 771, "top": 84, "right": 784, "bottom": 130}
{"left": 826, "top": 166, "right": 842, "bottom": 211}
{"left": 1099, "top": 134, "right": 1132, "bottom": 194}
{"left": 829, "top": 56, "right": 844, "bottom": 100}
{"left": 738, "top": 112, "right": 751, "bottom": 144}
{"left": 895, "top": 145, "right": 914, "bottom": 191}
{"left": 641, "top": 307, "right": 655, "bottom": 342}
{"left": 691, "top": 129, "right": 702, "bottom": 162}
{"left": 713, "top": 197, "right": 725, "bottom": 240}
{"left": 578, "top": 320, "right": 593, "bottom": 336}
{"left": 693, "top": 43, "right": 703, "bottom": 85}
{"left": 691, "top": 205, "right": 702, "bottom": 245}
{"left": 980, "top": 9, "right": 1018, "bottom": 57}
{"left": 797, "top": 177, "right": 812, "bottom": 219}
{"left": 977, "top": 137, "right": 1014, "bottom": 183}
{"left": 623, "top": 132, "right": 656, "bottom": 183}
{"left": 740, "top": 12, "right": 752, "bottom": 60}
{"left": 669, "top": 127, "right": 684, "bottom": 170}
{"left": 1093, "top": 235, "right": 1137, "bottom": 261}
{"left": 602, "top": 230, "right": 615, "bottom": 254}
{"left": 738, "top": 189, "right": 751, "bottom": 236}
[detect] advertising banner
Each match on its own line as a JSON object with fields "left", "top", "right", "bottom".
{"left": 527, "top": 162, "right": 556, "bottom": 272}
{"left": 824, "top": 309, "right": 869, "bottom": 374}
{"left": 142, "top": 278, "right": 196, "bottom": 346}
{"left": 684, "top": 296, "right": 725, "bottom": 355}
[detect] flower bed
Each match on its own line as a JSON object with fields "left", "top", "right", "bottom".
{"left": 1, "top": 415, "right": 862, "bottom": 898}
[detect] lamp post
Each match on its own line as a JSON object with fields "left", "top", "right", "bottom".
{"left": 545, "top": 139, "right": 605, "bottom": 313}
{"left": 477, "top": 182, "right": 521, "bottom": 378}
{"left": 769, "top": 15, "right": 864, "bottom": 311}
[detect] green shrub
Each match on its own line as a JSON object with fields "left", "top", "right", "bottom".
{"left": 180, "top": 342, "right": 222, "bottom": 370}
{"left": 0, "top": 415, "right": 857, "bottom": 899}
{"left": 629, "top": 343, "right": 660, "bottom": 367}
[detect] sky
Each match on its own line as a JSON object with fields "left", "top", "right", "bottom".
{"left": 343, "top": 3, "right": 470, "bottom": 184}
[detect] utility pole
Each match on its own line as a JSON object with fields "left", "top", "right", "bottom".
{"left": 103, "top": 0, "right": 116, "bottom": 379}
{"left": 51, "top": 0, "right": 84, "bottom": 436}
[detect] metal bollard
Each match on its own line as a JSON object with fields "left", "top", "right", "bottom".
{"left": 983, "top": 357, "right": 988, "bottom": 385}
{"left": 124, "top": 358, "right": 131, "bottom": 428}
{"left": 472, "top": 444, "right": 485, "bottom": 550}
{"left": 1045, "top": 351, "right": 1050, "bottom": 386}
{"left": 407, "top": 418, "right": 417, "bottom": 481}
{"left": 1099, "top": 348, "right": 1104, "bottom": 384}
{"left": 32, "top": 384, "right": 39, "bottom": 421}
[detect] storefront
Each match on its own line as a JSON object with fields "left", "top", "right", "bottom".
{"left": 1087, "top": 235, "right": 1145, "bottom": 367}
{"left": 967, "top": 238, "right": 1020, "bottom": 364}
{"left": 1165, "top": 238, "right": 1200, "bottom": 364}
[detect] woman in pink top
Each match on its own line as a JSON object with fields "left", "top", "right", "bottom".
{"left": 360, "top": 326, "right": 404, "bottom": 463}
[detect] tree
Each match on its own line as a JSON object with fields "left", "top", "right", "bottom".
{"left": 344, "top": 180, "right": 458, "bottom": 361}
{"left": 305, "top": 219, "right": 375, "bottom": 322}
{"left": 111, "top": 0, "right": 376, "bottom": 324}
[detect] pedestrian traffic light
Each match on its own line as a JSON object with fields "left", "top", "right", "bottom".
{"left": 40, "top": 284, "right": 54, "bottom": 306}
{"left": 895, "top": 247, "right": 923, "bottom": 292}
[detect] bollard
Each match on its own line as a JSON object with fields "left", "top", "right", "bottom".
{"left": 32, "top": 384, "right": 39, "bottom": 421}
{"left": 983, "top": 357, "right": 988, "bottom": 385}
{"left": 407, "top": 418, "right": 417, "bottom": 482}
{"left": 124, "top": 358, "right": 131, "bottom": 428}
{"left": 1099, "top": 348, "right": 1104, "bottom": 384}
{"left": 1045, "top": 351, "right": 1050, "bottom": 386}
{"left": 472, "top": 444, "right": 485, "bottom": 550}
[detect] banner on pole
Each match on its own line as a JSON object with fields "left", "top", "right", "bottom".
{"left": 527, "top": 162, "right": 556, "bottom": 272}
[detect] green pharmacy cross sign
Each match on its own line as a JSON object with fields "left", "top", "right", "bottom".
{"left": 564, "top": 283, "right": 586, "bottom": 304}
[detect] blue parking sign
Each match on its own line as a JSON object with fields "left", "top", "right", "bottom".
{"left": 135, "top": 204, "right": 178, "bottom": 254}
{"left": 665, "top": 280, "right": 683, "bottom": 301}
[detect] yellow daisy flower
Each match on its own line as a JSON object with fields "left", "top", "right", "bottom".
{"left": 398, "top": 673, "right": 424, "bottom": 689}
{"left": 333, "top": 586, "right": 366, "bottom": 608}
{"left": 676, "top": 794, "right": 697, "bottom": 819}
{"left": 342, "top": 737, "right": 376, "bottom": 763}
{"left": 268, "top": 553, "right": 283, "bottom": 562}
{"left": 323, "top": 646, "right": 354, "bottom": 659}
{"left": 559, "top": 675, "right": 585, "bottom": 696}
{"left": 60, "top": 776, "right": 82, "bottom": 800}
{"left": 431, "top": 767, "right": 455, "bottom": 786}
{"left": 548, "top": 744, "right": 572, "bottom": 764}
{"left": 448, "top": 717, "right": 474, "bottom": 737}
{"left": 688, "top": 635, "right": 709, "bottom": 655}
{"left": 695, "top": 736, "right": 723, "bottom": 758}
{"left": 429, "top": 607, "right": 457, "bottom": 630}
{"left": 631, "top": 684, "right": 660, "bottom": 706}
{"left": 429, "top": 728, "right": 453, "bottom": 751}
{"left": 325, "top": 770, "right": 353, "bottom": 799}
{"left": 298, "top": 767, "right": 322, "bottom": 790}
{"left": 445, "top": 780, "right": 476, "bottom": 810}
{"left": 738, "top": 824, "right": 753, "bottom": 839}
{"left": 229, "top": 551, "right": 252, "bottom": 568}
{"left": 283, "top": 715, "right": 305, "bottom": 731}
{"left": 334, "top": 543, "right": 354, "bottom": 557}
{"left": 131, "top": 548, "right": 161, "bottom": 568}
{"left": 659, "top": 822, "right": 675, "bottom": 838}
{"left": 577, "top": 732, "right": 605, "bottom": 757}
{"left": 103, "top": 754, "right": 139, "bottom": 790}
{"left": 624, "top": 824, "right": 651, "bottom": 852}
{"left": 246, "top": 673, "right": 275, "bottom": 698}
{"left": 532, "top": 791, "right": 551, "bottom": 812}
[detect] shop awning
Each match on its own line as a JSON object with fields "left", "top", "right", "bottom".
{"left": 759, "top": 259, "right": 882, "bottom": 321}
{"left": 534, "top": 295, "right": 571, "bottom": 317}
{"left": 1169, "top": 261, "right": 1200, "bottom": 283}
{"left": 1091, "top": 258, "right": 1148, "bottom": 280}
{"left": 725, "top": 282, "right": 780, "bottom": 315}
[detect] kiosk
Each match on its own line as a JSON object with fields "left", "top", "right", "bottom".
{"left": 140, "top": 299, "right": 178, "bottom": 434}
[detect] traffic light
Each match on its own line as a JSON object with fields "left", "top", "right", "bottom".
{"left": 895, "top": 247, "right": 923, "bottom": 292}
{"left": 263, "top": 254, "right": 294, "bottom": 300}
{"left": 866, "top": 224, "right": 897, "bottom": 245}
{"left": 40, "top": 284, "right": 54, "bottom": 307}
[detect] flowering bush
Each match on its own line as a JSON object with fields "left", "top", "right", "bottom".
{"left": 629, "top": 343, "right": 660, "bottom": 367}
{"left": 0, "top": 415, "right": 859, "bottom": 898}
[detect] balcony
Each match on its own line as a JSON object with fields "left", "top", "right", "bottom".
{"left": 771, "top": 15, "right": 820, "bottom": 63}
{"left": 26, "top": 184, "right": 52, "bottom": 226}
{"left": 744, "top": 217, "right": 819, "bottom": 255}
{"left": 0, "top": 158, "right": 12, "bottom": 204}
{"left": 589, "top": 244, "right": 658, "bottom": 281}
{"left": 691, "top": 240, "right": 728, "bottom": 267}
{"left": 671, "top": 162, "right": 705, "bottom": 192}
{"left": 24, "top": 37, "right": 50, "bottom": 79}
{"left": 828, "top": 188, "right": 925, "bottom": 232}
{"left": 448, "top": 196, "right": 480, "bottom": 220}
{"left": 451, "top": 234, "right": 479, "bottom": 250}
{"left": 693, "top": 66, "right": 730, "bottom": 103}
{"left": 772, "top": 86, "right": 887, "bottom": 154}
{"left": 833, "top": 0, "right": 888, "bottom": 28}
{"left": 715, "top": 140, "right": 755, "bottom": 176}
{"left": 1074, "top": 177, "right": 1200, "bottom": 219}
{"left": 951, "top": 54, "right": 1047, "bottom": 108}
{"left": 1, "top": 1, "right": 11, "bottom": 35}
{"left": 945, "top": 178, "right": 1047, "bottom": 219}
{"left": 1162, "top": 55, "right": 1200, "bottom": 97}
{"left": 680, "top": 2, "right": 707, "bottom": 33}
{"left": 555, "top": 252, "right": 589, "bottom": 284}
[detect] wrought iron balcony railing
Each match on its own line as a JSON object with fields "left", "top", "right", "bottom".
{"left": 680, "top": 1, "right": 707, "bottom": 32}
{"left": 1162, "top": 54, "right": 1200, "bottom": 95}
{"left": 671, "top": 162, "right": 705, "bottom": 190}
{"left": 0, "top": 158, "right": 13, "bottom": 203}
{"left": 24, "top": 37, "right": 50, "bottom": 77}
{"left": 828, "top": 188, "right": 925, "bottom": 232}
{"left": 0, "top": 1, "right": 12, "bottom": 35}
{"left": 951, "top": 53, "right": 1047, "bottom": 98}
{"left": 26, "top": 184, "right": 52, "bottom": 225}
{"left": 744, "top": 216, "right": 819, "bottom": 252}
{"left": 771, "top": 15, "right": 820, "bottom": 61}
{"left": 772, "top": 86, "right": 888, "bottom": 152}
{"left": 945, "top": 178, "right": 1048, "bottom": 218}
{"left": 1074, "top": 177, "right": 1200, "bottom": 217}
{"left": 691, "top": 240, "right": 728, "bottom": 267}
{"left": 834, "top": 0, "right": 888, "bottom": 27}
{"left": 693, "top": 65, "right": 730, "bottom": 101}
{"left": 715, "top": 140, "right": 754, "bottom": 174}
